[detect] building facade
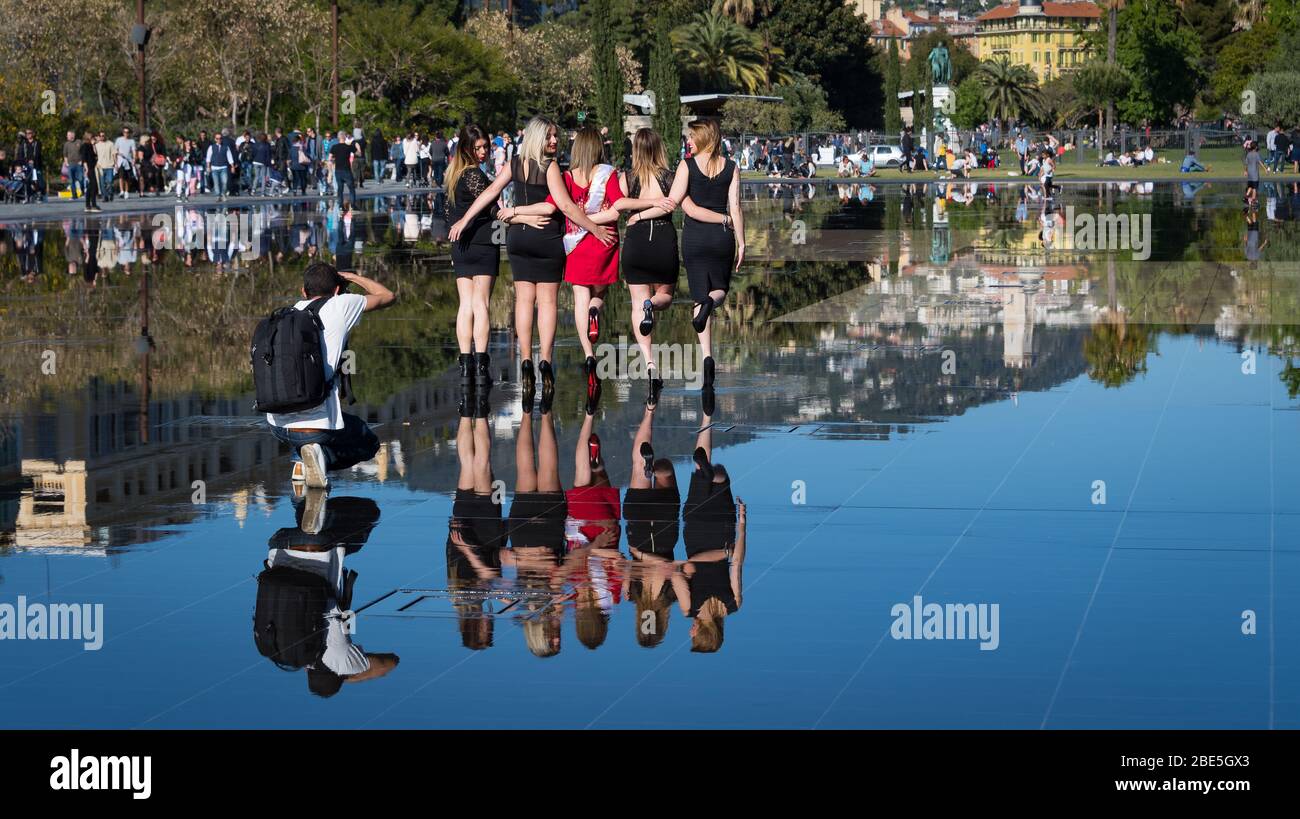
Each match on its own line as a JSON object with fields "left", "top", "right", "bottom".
{"left": 975, "top": 0, "right": 1101, "bottom": 82}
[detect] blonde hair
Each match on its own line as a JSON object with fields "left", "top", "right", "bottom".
{"left": 518, "top": 115, "right": 558, "bottom": 180}
{"left": 688, "top": 119, "right": 723, "bottom": 176}
{"left": 569, "top": 126, "right": 605, "bottom": 179}
{"left": 631, "top": 128, "right": 669, "bottom": 197}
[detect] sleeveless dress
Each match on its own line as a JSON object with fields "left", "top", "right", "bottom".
{"left": 681, "top": 157, "right": 737, "bottom": 301}
{"left": 506, "top": 156, "right": 565, "bottom": 283}
{"left": 446, "top": 165, "right": 499, "bottom": 278}
{"left": 547, "top": 168, "right": 622, "bottom": 287}
{"left": 623, "top": 484, "right": 680, "bottom": 559}
{"left": 621, "top": 167, "right": 679, "bottom": 286}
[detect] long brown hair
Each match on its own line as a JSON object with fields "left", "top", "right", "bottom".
{"left": 687, "top": 119, "right": 723, "bottom": 176}
{"left": 631, "top": 127, "right": 669, "bottom": 196}
{"left": 568, "top": 126, "right": 605, "bottom": 180}
{"left": 445, "top": 124, "right": 486, "bottom": 207}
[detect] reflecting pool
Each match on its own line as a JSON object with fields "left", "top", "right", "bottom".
{"left": 2, "top": 180, "right": 1299, "bottom": 728}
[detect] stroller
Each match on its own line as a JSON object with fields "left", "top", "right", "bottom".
{"left": 264, "top": 166, "right": 291, "bottom": 196}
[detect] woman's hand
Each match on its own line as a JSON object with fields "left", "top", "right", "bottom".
{"left": 627, "top": 213, "right": 640, "bottom": 227}
{"left": 735, "top": 242, "right": 745, "bottom": 271}
{"left": 515, "top": 213, "right": 551, "bottom": 229}
{"left": 498, "top": 207, "right": 515, "bottom": 223}
{"left": 656, "top": 197, "right": 676, "bottom": 212}
{"left": 448, "top": 219, "right": 467, "bottom": 241}
{"left": 590, "top": 224, "right": 615, "bottom": 246}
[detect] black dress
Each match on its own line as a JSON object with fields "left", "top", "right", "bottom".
{"left": 508, "top": 491, "right": 567, "bottom": 552}
{"left": 621, "top": 168, "right": 679, "bottom": 286}
{"left": 681, "top": 157, "right": 737, "bottom": 301}
{"left": 506, "top": 156, "right": 565, "bottom": 284}
{"left": 623, "top": 485, "right": 681, "bottom": 558}
{"left": 683, "top": 468, "right": 736, "bottom": 557}
{"left": 451, "top": 489, "right": 505, "bottom": 550}
{"left": 446, "top": 166, "right": 499, "bottom": 278}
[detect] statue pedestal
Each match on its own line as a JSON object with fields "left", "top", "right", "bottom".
{"left": 931, "top": 85, "right": 955, "bottom": 135}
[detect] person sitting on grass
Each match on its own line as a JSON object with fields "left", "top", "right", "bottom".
{"left": 1024, "top": 153, "right": 1041, "bottom": 177}
{"left": 1102, "top": 151, "right": 1118, "bottom": 167}
{"left": 857, "top": 151, "right": 877, "bottom": 178}
{"left": 1180, "top": 150, "right": 1208, "bottom": 173}
{"left": 837, "top": 155, "right": 854, "bottom": 178}
{"left": 1142, "top": 145, "right": 1155, "bottom": 164}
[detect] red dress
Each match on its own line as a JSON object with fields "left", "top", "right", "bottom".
{"left": 548, "top": 169, "right": 622, "bottom": 286}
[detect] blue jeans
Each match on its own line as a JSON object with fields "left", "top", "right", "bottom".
{"left": 372, "top": 159, "right": 385, "bottom": 183}
{"left": 211, "top": 166, "right": 229, "bottom": 196}
{"left": 67, "top": 164, "right": 85, "bottom": 197}
{"left": 335, "top": 169, "right": 356, "bottom": 207}
{"left": 252, "top": 163, "right": 269, "bottom": 194}
{"left": 98, "top": 167, "right": 114, "bottom": 196}
{"left": 269, "top": 412, "right": 379, "bottom": 471}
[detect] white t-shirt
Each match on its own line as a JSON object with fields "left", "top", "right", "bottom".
{"left": 266, "top": 293, "right": 366, "bottom": 430}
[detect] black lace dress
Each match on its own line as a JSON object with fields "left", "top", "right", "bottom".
{"left": 447, "top": 165, "right": 499, "bottom": 278}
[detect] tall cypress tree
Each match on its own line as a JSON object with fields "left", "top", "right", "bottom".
{"left": 884, "top": 38, "right": 902, "bottom": 135}
{"left": 592, "top": 0, "right": 625, "bottom": 165}
{"left": 649, "top": 12, "right": 681, "bottom": 162}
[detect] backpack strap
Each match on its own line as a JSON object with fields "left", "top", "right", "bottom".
{"left": 302, "top": 295, "right": 355, "bottom": 405}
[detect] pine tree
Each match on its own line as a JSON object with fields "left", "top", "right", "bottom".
{"left": 592, "top": 0, "right": 625, "bottom": 165}
{"left": 884, "top": 38, "right": 902, "bottom": 135}
{"left": 649, "top": 12, "right": 682, "bottom": 162}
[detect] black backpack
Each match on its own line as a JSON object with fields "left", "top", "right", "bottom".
{"left": 250, "top": 296, "right": 334, "bottom": 414}
{"left": 252, "top": 564, "right": 333, "bottom": 671}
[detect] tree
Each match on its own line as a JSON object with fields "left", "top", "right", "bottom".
{"left": 1244, "top": 71, "right": 1300, "bottom": 127}
{"left": 1206, "top": 23, "right": 1279, "bottom": 116}
{"left": 648, "top": 11, "right": 682, "bottom": 161}
{"left": 720, "top": 97, "right": 791, "bottom": 133}
{"left": 672, "top": 11, "right": 770, "bottom": 94}
{"left": 884, "top": 38, "right": 902, "bottom": 134}
{"left": 1112, "top": 0, "right": 1203, "bottom": 125}
{"left": 712, "top": 0, "right": 768, "bottom": 25}
{"left": 977, "top": 57, "right": 1042, "bottom": 131}
{"left": 757, "top": 0, "right": 881, "bottom": 127}
{"left": 951, "top": 76, "right": 987, "bottom": 130}
{"left": 772, "top": 74, "right": 846, "bottom": 131}
{"left": 1074, "top": 62, "right": 1131, "bottom": 140}
{"left": 591, "top": 0, "right": 625, "bottom": 162}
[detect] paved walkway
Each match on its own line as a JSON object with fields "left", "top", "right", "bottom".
{"left": 0, "top": 180, "right": 440, "bottom": 222}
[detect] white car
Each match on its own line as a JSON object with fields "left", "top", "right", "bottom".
{"left": 863, "top": 144, "right": 905, "bottom": 168}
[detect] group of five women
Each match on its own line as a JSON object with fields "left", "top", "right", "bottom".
{"left": 446, "top": 115, "right": 744, "bottom": 409}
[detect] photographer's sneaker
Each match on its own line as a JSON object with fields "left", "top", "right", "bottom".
{"left": 299, "top": 443, "right": 330, "bottom": 489}
{"left": 290, "top": 461, "right": 306, "bottom": 483}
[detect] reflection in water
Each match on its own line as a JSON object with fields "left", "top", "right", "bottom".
{"left": 253, "top": 491, "right": 398, "bottom": 697}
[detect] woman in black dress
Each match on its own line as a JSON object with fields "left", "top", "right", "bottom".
{"left": 450, "top": 116, "right": 614, "bottom": 408}
{"left": 676, "top": 119, "right": 744, "bottom": 388}
{"left": 619, "top": 128, "right": 682, "bottom": 402}
{"left": 623, "top": 384, "right": 680, "bottom": 648}
{"left": 671, "top": 407, "right": 746, "bottom": 654}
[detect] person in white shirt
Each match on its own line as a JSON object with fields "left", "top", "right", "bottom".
{"left": 402, "top": 133, "right": 420, "bottom": 186}
{"left": 267, "top": 261, "right": 397, "bottom": 488}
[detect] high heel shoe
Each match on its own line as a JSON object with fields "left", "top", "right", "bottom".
{"left": 588, "top": 433, "right": 603, "bottom": 469}
{"left": 539, "top": 359, "right": 555, "bottom": 413}
{"left": 647, "top": 371, "right": 664, "bottom": 408}
{"left": 474, "top": 352, "right": 492, "bottom": 387}
{"left": 703, "top": 355, "right": 715, "bottom": 387}
{"left": 691, "top": 299, "right": 712, "bottom": 333}
{"left": 640, "top": 441, "right": 655, "bottom": 480}
{"left": 639, "top": 299, "right": 654, "bottom": 337}
{"left": 587, "top": 306, "right": 601, "bottom": 344}
{"left": 521, "top": 359, "right": 535, "bottom": 413}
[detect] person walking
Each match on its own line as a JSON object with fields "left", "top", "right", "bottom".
{"left": 430, "top": 130, "right": 449, "bottom": 187}
{"left": 94, "top": 130, "right": 116, "bottom": 202}
{"left": 63, "top": 131, "right": 85, "bottom": 199}
{"left": 369, "top": 127, "right": 387, "bottom": 186}
{"left": 206, "top": 132, "right": 236, "bottom": 201}
{"left": 79, "top": 132, "right": 101, "bottom": 212}
{"left": 619, "top": 127, "right": 682, "bottom": 401}
{"left": 676, "top": 119, "right": 743, "bottom": 392}
{"left": 330, "top": 131, "right": 357, "bottom": 208}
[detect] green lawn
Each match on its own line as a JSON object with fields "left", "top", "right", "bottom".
{"left": 742, "top": 146, "right": 1300, "bottom": 182}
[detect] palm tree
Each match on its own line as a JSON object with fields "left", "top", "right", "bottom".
{"left": 712, "top": 0, "right": 769, "bottom": 26}
{"left": 673, "top": 11, "right": 770, "bottom": 94}
{"left": 1232, "top": 0, "right": 1266, "bottom": 29}
{"left": 977, "top": 57, "right": 1043, "bottom": 132}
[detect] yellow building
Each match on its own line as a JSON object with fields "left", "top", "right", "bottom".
{"left": 976, "top": 0, "right": 1101, "bottom": 82}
